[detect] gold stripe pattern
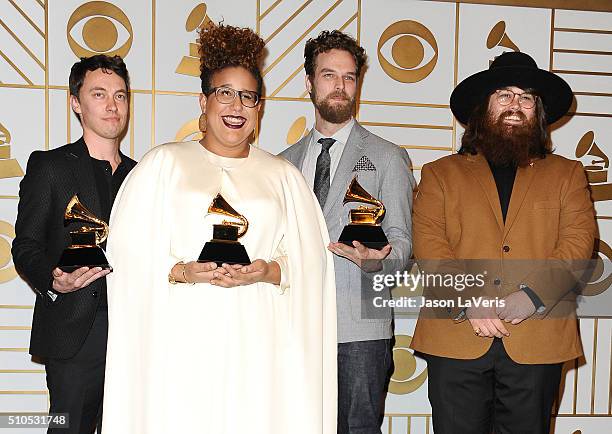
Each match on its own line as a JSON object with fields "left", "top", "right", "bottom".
{"left": 264, "top": 0, "right": 313, "bottom": 44}
{"left": 268, "top": 12, "right": 357, "bottom": 97}
{"left": 260, "top": 0, "right": 282, "bottom": 20}
{"left": 0, "top": 49, "right": 33, "bottom": 85}
{"left": 554, "top": 48, "right": 612, "bottom": 56}
{"left": 0, "top": 18, "right": 45, "bottom": 70}
{"left": 262, "top": 0, "right": 343, "bottom": 76}
{"left": 360, "top": 121, "right": 453, "bottom": 130}
{"left": 7, "top": 0, "right": 45, "bottom": 37}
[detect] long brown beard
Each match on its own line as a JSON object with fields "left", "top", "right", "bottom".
{"left": 310, "top": 87, "right": 355, "bottom": 124}
{"left": 477, "top": 110, "right": 540, "bottom": 167}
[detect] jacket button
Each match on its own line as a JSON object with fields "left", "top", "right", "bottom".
{"left": 493, "top": 279, "right": 501, "bottom": 285}
{"left": 92, "top": 291, "right": 98, "bottom": 297}
{"left": 503, "top": 245, "right": 510, "bottom": 252}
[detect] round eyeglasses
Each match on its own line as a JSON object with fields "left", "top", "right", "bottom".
{"left": 208, "top": 86, "right": 260, "bottom": 108}
{"left": 495, "top": 89, "right": 537, "bottom": 109}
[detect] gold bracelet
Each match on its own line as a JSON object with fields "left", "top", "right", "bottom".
{"left": 169, "top": 261, "right": 193, "bottom": 285}
{"left": 181, "top": 261, "right": 195, "bottom": 285}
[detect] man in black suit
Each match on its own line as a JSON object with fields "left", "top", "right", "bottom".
{"left": 12, "top": 55, "right": 136, "bottom": 434}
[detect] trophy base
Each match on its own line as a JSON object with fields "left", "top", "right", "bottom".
{"left": 338, "top": 224, "right": 389, "bottom": 250}
{"left": 58, "top": 246, "right": 112, "bottom": 272}
{"left": 198, "top": 240, "right": 251, "bottom": 266}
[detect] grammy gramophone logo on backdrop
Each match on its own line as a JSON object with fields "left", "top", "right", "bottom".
{"left": 377, "top": 20, "right": 438, "bottom": 83}
{"left": 0, "top": 122, "right": 24, "bottom": 179}
{"left": 486, "top": 20, "right": 520, "bottom": 65}
{"left": 576, "top": 130, "right": 612, "bottom": 203}
{"left": 176, "top": 3, "right": 214, "bottom": 77}
{"left": 67, "top": 1, "right": 133, "bottom": 58}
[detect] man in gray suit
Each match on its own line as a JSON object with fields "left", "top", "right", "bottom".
{"left": 280, "top": 30, "right": 414, "bottom": 434}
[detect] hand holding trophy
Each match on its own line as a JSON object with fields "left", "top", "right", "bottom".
{"left": 198, "top": 193, "right": 251, "bottom": 266}
{"left": 338, "top": 176, "right": 389, "bottom": 250}
{"left": 57, "top": 194, "right": 112, "bottom": 272}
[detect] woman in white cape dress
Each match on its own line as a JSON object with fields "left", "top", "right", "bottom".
{"left": 102, "top": 24, "right": 336, "bottom": 434}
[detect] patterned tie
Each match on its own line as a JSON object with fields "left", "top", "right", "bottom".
{"left": 313, "top": 138, "right": 336, "bottom": 207}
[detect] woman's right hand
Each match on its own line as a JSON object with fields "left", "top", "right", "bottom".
{"left": 172, "top": 261, "right": 227, "bottom": 284}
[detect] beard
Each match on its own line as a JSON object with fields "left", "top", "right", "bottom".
{"left": 310, "top": 86, "right": 355, "bottom": 124}
{"left": 477, "top": 110, "right": 541, "bottom": 167}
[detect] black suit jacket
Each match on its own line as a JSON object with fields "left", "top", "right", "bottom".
{"left": 12, "top": 138, "right": 137, "bottom": 359}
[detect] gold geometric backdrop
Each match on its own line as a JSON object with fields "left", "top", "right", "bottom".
{"left": 1, "top": 1, "right": 611, "bottom": 432}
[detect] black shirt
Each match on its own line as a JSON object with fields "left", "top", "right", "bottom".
{"left": 91, "top": 156, "right": 130, "bottom": 222}
{"left": 90, "top": 156, "right": 131, "bottom": 308}
{"left": 487, "top": 162, "right": 517, "bottom": 223}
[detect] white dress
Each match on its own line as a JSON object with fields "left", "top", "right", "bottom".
{"left": 102, "top": 141, "right": 337, "bottom": 434}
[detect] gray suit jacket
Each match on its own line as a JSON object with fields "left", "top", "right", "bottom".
{"left": 280, "top": 121, "right": 415, "bottom": 342}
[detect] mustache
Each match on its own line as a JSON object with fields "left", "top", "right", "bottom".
{"left": 325, "top": 90, "right": 350, "bottom": 101}
{"left": 498, "top": 110, "right": 527, "bottom": 122}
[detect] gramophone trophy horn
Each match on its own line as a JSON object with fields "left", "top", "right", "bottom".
{"left": 198, "top": 193, "right": 251, "bottom": 266}
{"left": 338, "top": 176, "right": 389, "bottom": 250}
{"left": 486, "top": 21, "right": 520, "bottom": 53}
{"left": 57, "top": 194, "right": 112, "bottom": 272}
{"left": 208, "top": 193, "right": 249, "bottom": 238}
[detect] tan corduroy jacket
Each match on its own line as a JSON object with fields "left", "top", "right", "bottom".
{"left": 410, "top": 153, "right": 596, "bottom": 364}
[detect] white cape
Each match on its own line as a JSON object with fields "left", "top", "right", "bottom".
{"left": 102, "top": 141, "right": 337, "bottom": 434}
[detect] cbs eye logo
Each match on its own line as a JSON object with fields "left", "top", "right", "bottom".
{"left": 377, "top": 20, "right": 438, "bottom": 84}
{"left": 67, "top": 1, "right": 133, "bottom": 58}
{"left": 388, "top": 335, "right": 427, "bottom": 394}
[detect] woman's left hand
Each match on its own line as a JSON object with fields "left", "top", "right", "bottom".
{"left": 211, "top": 259, "right": 278, "bottom": 287}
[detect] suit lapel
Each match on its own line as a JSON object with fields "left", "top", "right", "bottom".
{"left": 64, "top": 138, "right": 102, "bottom": 218}
{"left": 465, "top": 153, "right": 504, "bottom": 232}
{"left": 503, "top": 161, "right": 537, "bottom": 237}
{"left": 323, "top": 123, "right": 367, "bottom": 217}
{"left": 292, "top": 133, "right": 311, "bottom": 171}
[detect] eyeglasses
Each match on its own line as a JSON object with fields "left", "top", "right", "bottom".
{"left": 495, "top": 89, "right": 537, "bottom": 109}
{"left": 208, "top": 86, "right": 260, "bottom": 108}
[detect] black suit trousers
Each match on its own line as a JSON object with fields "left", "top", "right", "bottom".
{"left": 421, "top": 338, "right": 562, "bottom": 434}
{"left": 46, "top": 309, "right": 107, "bottom": 434}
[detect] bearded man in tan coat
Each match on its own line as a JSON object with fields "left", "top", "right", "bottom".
{"left": 410, "top": 52, "right": 596, "bottom": 434}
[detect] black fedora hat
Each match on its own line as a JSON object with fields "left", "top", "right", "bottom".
{"left": 450, "top": 52, "right": 573, "bottom": 125}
